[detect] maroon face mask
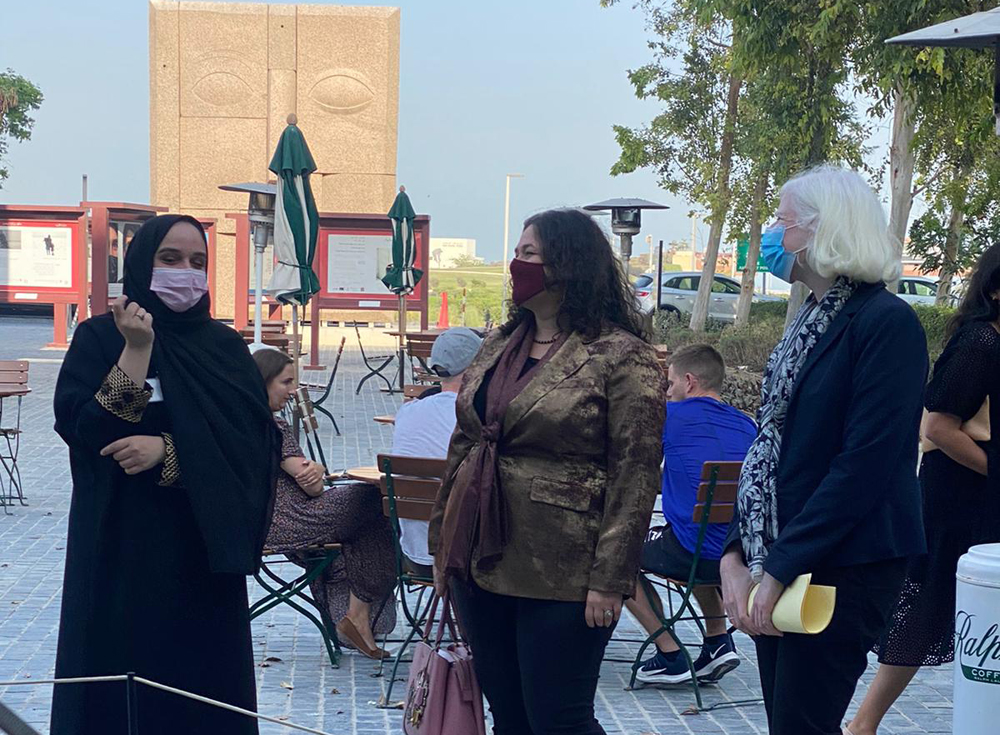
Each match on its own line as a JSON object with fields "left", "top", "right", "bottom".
{"left": 510, "top": 258, "right": 548, "bottom": 306}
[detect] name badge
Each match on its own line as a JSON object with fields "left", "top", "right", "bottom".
{"left": 146, "top": 377, "right": 164, "bottom": 403}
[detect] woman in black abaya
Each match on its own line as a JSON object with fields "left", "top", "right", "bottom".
{"left": 51, "top": 214, "right": 279, "bottom": 735}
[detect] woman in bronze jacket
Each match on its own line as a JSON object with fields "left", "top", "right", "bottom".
{"left": 428, "top": 208, "right": 665, "bottom": 735}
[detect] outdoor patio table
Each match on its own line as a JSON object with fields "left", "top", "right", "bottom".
{"left": 344, "top": 466, "right": 381, "bottom": 485}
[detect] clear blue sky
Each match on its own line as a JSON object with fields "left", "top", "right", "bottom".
{"left": 0, "top": 0, "right": 698, "bottom": 262}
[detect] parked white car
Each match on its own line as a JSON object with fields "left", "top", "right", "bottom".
{"left": 895, "top": 276, "right": 949, "bottom": 306}
{"left": 633, "top": 271, "right": 784, "bottom": 323}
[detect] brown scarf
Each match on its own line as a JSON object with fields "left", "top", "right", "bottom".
{"left": 441, "top": 319, "right": 567, "bottom": 579}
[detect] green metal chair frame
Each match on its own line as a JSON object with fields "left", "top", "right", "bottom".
{"left": 625, "top": 461, "right": 761, "bottom": 713}
{"left": 250, "top": 545, "right": 343, "bottom": 668}
{"left": 374, "top": 454, "right": 447, "bottom": 707}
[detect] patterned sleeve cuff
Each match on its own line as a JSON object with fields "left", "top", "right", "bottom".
{"left": 95, "top": 365, "right": 151, "bottom": 423}
{"left": 158, "top": 433, "right": 181, "bottom": 487}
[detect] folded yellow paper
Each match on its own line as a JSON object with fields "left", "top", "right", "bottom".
{"left": 748, "top": 573, "right": 836, "bottom": 635}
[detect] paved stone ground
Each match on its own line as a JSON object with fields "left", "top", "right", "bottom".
{"left": 0, "top": 315, "right": 955, "bottom": 734}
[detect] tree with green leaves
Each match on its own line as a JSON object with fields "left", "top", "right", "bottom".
{"left": 902, "top": 43, "right": 1000, "bottom": 304}
{"left": 0, "top": 70, "right": 43, "bottom": 188}
{"left": 603, "top": 0, "right": 744, "bottom": 331}
{"left": 726, "top": 54, "right": 868, "bottom": 326}
{"left": 606, "top": 0, "right": 869, "bottom": 330}
{"left": 715, "top": 0, "right": 872, "bottom": 327}
{"left": 852, "top": 1, "right": 999, "bottom": 289}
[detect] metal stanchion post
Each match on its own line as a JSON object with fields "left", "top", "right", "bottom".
{"left": 126, "top": 671, "right": 139, "bottom": 735}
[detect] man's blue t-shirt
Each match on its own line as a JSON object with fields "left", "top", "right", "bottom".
{"left": 662, "top": 397, "right": 757, "bottom": 560}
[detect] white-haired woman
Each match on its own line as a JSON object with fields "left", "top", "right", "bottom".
{"left": 719, "top": 165, "right": 928, "bottom": 735}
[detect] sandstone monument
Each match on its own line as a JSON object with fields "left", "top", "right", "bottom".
{"left": 149, "top": 1, "right": 400, "bottom": 316}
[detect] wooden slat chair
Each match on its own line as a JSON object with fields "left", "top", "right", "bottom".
{"left": 0, "top": 360, "right": 30, "bottom": 511}
{"left": 250, "top": 543, "right": 344, "bottom": 668}
{"left": 375, "top": 454, "right": 447, "bottom": 706}
{"left": 401, "top": 384, "right": 434, "bottom": 402}
{"left": 405, "top": 334, "right": 439, "bottom": 384}
{"left": 627, "top": 461, "right": 760, "bottom": 712}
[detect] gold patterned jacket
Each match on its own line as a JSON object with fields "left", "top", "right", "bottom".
{"left": 428, "top": 326, "right": 666, "bottom": 602}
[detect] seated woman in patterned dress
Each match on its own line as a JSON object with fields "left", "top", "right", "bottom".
{"left": 253, "top": 348, "right": 397, "bottom": 660}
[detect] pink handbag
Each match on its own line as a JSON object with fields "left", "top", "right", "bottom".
{"left": 403, "top": 592, "right": 486, "bottom": 735}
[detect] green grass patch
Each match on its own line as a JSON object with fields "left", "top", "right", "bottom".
{"left": 428, "top": 266, "right": 506, "bottom": 328}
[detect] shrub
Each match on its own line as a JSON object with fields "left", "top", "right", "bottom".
{"left": 717, "top": 320, "right": 785, "bottom": 373}
{"left": 911, "top": 304, "right": 955, "bottom": 361}
{"left": 722, "top": 369, "right": 763, "bottom": 418}
{"left": 654, "top": 310, "right": 783, "bottom": 374}
{"left": 654, "top": 310, "right": 724, "bottom": 348}
{"left": 748, "top": 300, "right": 788, "bottom": 322}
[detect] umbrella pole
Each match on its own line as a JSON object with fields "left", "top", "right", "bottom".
{"left": 291, "top": 304, "right": 301, "bottom": 386}
{"left": 290, "top": 303, "right": 302, "bottom": 444}
{"left": 398, "top": 295, "right": 406, "bottom": 393}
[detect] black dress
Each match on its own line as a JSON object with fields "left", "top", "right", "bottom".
{"left": 50, "top": 213, "right": 278, "bottom": 735}
{"left": 50, "top": 317, "right": 260, "bottom": 735}
{"left": 875, "top": 321, "right": 1000, "bottom": 666}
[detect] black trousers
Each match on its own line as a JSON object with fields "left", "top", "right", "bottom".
{"left": 450, "top": 579, "right": 615, "bottom": 735}
{"left": 754, "top": 558, "right": 907, "bottom": 735}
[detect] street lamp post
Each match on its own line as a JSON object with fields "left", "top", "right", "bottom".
{"left": 501, "top": 173, "right": 524, "bottom": 308}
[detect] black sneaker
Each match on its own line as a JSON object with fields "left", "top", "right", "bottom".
{"left": 693, "top": 634, "right": 740, "bottom": 682}
{"left": 634, "top": 650, "right": 694, "bottom": 685}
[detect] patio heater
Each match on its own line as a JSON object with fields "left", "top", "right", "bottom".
{"left": 219, "top": 182, "right": 277, "bottom": 350}
{"left": 583, "top": 198, "right": 669, "bottom": 275}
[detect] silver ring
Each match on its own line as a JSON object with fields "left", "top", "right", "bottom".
{"left": 603, "top": 609, "right": 613, "bottom": 618}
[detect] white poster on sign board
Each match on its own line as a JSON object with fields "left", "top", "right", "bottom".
{"left": 326, "top": 233, "right": 393, "bottom": 294}
{"left": 0, "top": 224, "right": 73, "bottom": 289}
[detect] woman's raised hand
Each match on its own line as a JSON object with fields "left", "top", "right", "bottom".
{"left": 111, "top": 296, "right": 154, "bottom": 348}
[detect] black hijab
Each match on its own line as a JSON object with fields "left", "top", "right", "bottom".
{"left": 124, "top": 214, "right": 279, "bottom": 575}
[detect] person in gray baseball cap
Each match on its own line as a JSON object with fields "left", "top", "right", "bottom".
{"left": 390, "top": 327, "right": 483, "bottom": 574}
{"left": 428, "top": 327, "right": 483, "bottom": 377}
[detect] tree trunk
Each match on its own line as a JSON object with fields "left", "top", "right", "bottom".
{"left": 783, "top": 56, "right": 831, "bottom": 332}
{"left": 735, "top": 172, "right": 767, "bottom": 327}
{"left": 887, "top": 84, "right": 917, "bottom": 293}
{"left": 936, "top": 198, "right": 966, "bottom": 306}
{"left": 690, "top": 72, "right": 742, "bottom": 331}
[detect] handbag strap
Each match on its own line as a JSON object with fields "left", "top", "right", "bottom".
{"left": 419, "top": 589, "right": 461, "bottom": 646}
{"left": 420, "top": 592, "right": 443, "bottom": 641}
{"left": 433, "top": 592, "right": 460, "bottom": 647}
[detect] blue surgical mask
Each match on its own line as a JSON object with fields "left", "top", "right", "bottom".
{"left": 760, "top": 224, "right": 807, "bottom": 283}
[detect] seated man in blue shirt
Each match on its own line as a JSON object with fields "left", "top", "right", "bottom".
{"left": 625, "top": 344, "right": 757, "bottom": 685}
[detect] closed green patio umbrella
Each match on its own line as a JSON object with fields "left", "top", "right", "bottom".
{"left": 381, "top": 186, "right": 422, "bottom": 293}
{"left": 267, "top": 114, "right": 324, "bottom": 461}
{"left": 382, "top": 186, "right": 422, "bottom": 391}
{"left": 268, "top": 114, "right": 321, "bottom": 310}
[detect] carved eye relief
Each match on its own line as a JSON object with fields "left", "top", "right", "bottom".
{"left": 192, "top": 72, "right": 257, "bottom": 107}
{"left": 188, "top": 53, "right": 263, "bottom": 108}
{"left": 309, "top": 72, "right": 375, "bottom": 113}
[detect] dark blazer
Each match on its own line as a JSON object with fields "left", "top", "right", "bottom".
{"left": 428, "top": 327, "right": 666, "bottom": 602}
{"left": 726, "top": 282, "right": 929, "bottom": 585}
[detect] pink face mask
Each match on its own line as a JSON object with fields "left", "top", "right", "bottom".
{"left": 150, "top": 267, "right": 209, "bottom": 312}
